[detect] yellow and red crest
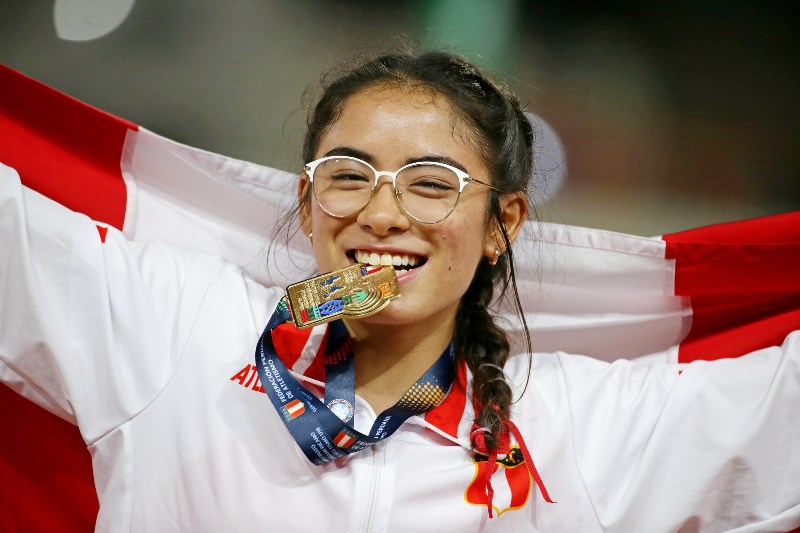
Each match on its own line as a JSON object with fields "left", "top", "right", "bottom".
{"left": 464, "top": 446, "right": 531, "bottom": 516}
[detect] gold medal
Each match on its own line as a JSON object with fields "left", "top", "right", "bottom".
{"left": 283, "top": 264, "right": 400, "bottom": 329}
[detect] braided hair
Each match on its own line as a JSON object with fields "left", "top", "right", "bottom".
{"left": 296, "top": 50, "right": 534, "bottom": 455}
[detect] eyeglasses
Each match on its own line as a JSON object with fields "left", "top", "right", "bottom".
{"left": 304, "top": 156, "right": 502, "bottom": 224}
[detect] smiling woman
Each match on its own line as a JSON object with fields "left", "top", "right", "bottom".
{"left": 1, "top": 50, "right": 799, "bottom": 532}
{"left": 292, "top": 54, "right": 531, "bottom": 451}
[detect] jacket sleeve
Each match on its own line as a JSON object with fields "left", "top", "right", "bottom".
{"left": 558, "top": 332, "right": 800, "bottom": 532}
{"left": 0, "top": 164, "right": 219, "bottom": 444}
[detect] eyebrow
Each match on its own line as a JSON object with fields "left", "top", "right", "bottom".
{"left": 321, "top": 147, "right": 469, "bottom": 174}
{"left": 322, "top": 147, "right": 375, "bottom": 164}
{"left": 405, "top": 155, "right": 468, "bottom": 174}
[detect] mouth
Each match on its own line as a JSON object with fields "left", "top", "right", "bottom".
{"left": 351, "top": 249, "right": 427, "bottom": 275}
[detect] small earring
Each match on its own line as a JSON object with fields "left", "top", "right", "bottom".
{"left": 307, "top": 231, "right": 313, "bottom": 244}
{"left": 489, "top": 248, "right": 500, "bottom": 265}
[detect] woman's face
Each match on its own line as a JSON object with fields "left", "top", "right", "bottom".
{"left": 300, "top": 85, "right": 507, "bottom": 329}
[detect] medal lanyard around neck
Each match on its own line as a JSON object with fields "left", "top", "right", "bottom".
{"left": 255, "top": 301, "right": 455, "bottom": 465}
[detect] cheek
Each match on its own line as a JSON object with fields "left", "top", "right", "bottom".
{"left": 309, "top": 208, "right": 349, "bottom": 266}
{"left": 310, "top": 205, "right": 345, "bottom": 238}
{"left": 432, "top": 223, "right": 485, "bottom": 277}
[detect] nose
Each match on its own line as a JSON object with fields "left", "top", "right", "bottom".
{"left": 356, "top": 178, "right": 410, "bottom": 235}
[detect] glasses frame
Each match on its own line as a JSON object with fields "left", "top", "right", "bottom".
{"left": 304, "top": 155, "right": 503, "bottom": 224}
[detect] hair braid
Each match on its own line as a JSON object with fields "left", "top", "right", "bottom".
{"left": 456, "top": 257, "right": 513, "bottom": 451}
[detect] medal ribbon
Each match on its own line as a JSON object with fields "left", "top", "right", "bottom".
{"left": 255, "top": 300, "right": 454, "bottom": 465}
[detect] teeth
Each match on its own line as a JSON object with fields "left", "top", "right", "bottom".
{"left": 355, "top": 250, "right": 423, "bottom": 269}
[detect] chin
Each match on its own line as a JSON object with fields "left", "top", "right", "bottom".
{"left": 359, "top": 304, "right": 416, "bottom": 326}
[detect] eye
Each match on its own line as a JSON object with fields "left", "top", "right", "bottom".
{"left": 398, "top": 164, "right": 461, "bottom": 198}
{"left": 403, "top": 175, "right": 458, "bottom": 199}
{"left": 325, "top": 171, "right": 372, "bottom": 191}
{"left": 330, "top": 171, "right": 370, "bottom": 182}
{"left": 408, "top": 177, "right": 455, "bottom": 191}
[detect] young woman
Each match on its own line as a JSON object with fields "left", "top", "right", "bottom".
{"left": 1, "top": 51, "right": 798, "bottom": 532}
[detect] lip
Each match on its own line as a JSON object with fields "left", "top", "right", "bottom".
{"left": 347, "top": 247, "right": 427, "bottom": 264}
{"left": 346, "top": 246, "right": 428, "bottom": 284}
{"left": 394, "top": 262, "right": 425, "bottom": 284}
{"left": 348, "top": 244, "right": 427, "bottom": 257}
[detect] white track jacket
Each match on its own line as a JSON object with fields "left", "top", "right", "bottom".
{"left": 1, "top": 63, "right": 800, "bottom": 532}
{"left": 2, "top": 164, "right": 800, "bottom": 532}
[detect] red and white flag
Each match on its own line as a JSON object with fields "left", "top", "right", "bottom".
{"left": 1, "top": 64, "right": 798, "bottom": 531}
{"left": 283, "top": 399, "right": 305, "bottom": 420}
{"left": 334, "top": 430, "right": 356, "bottom": 449}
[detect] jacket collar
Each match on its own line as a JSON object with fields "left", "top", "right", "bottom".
{"left": 272, "top": 321, "right": 475, "bottom": 451}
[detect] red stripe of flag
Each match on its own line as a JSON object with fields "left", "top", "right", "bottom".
{"left": 0, "top": 64, "right": 138, "bottom": 533}
{"left": 663, "top": 212, "right": 800, "bottom": 363}
{"left": 0, "top": 64, "right": 136, "bottom": 229}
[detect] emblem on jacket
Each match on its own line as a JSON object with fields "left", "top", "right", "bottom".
{"left": 464, "top": 446, "right": 531, "bottom": 516}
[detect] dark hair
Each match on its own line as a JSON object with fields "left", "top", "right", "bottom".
{"left": 295, "top": 50, "right": 534, "bottom": 456}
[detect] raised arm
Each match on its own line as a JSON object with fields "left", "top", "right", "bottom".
{"left": 0, "top": 164, "right": 220, "bottom": 444}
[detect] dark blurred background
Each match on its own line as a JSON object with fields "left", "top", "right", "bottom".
{"left": 1, "top": 0, "right": 797, "bottom": 234}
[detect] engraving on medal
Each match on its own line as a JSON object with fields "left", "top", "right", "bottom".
{"left": 285, "top": 264, "right": 400, "bottom": 329}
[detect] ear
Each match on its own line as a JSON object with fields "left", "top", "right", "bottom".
{"left": 298, "top": 176, "right": 312, "bottom": 237}
{"left": 483, "top": 192, "right": 528, "bottom": 258}
{"left": 498, "top": 192, "right": 528, "bottom": 244}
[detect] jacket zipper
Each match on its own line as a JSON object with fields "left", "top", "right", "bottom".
{"left": 361, "top": 440, "right": 385, "bottom": 532}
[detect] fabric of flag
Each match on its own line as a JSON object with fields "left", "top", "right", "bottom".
{"left": 1, "top": 63, "right": 798, "bottom": 531}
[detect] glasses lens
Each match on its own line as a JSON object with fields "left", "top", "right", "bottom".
{"left": 396, "top": 164, "right": 460, "bottom": 223}
{"left": 312, "top": 158, "right": 374, "bottom": 217}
